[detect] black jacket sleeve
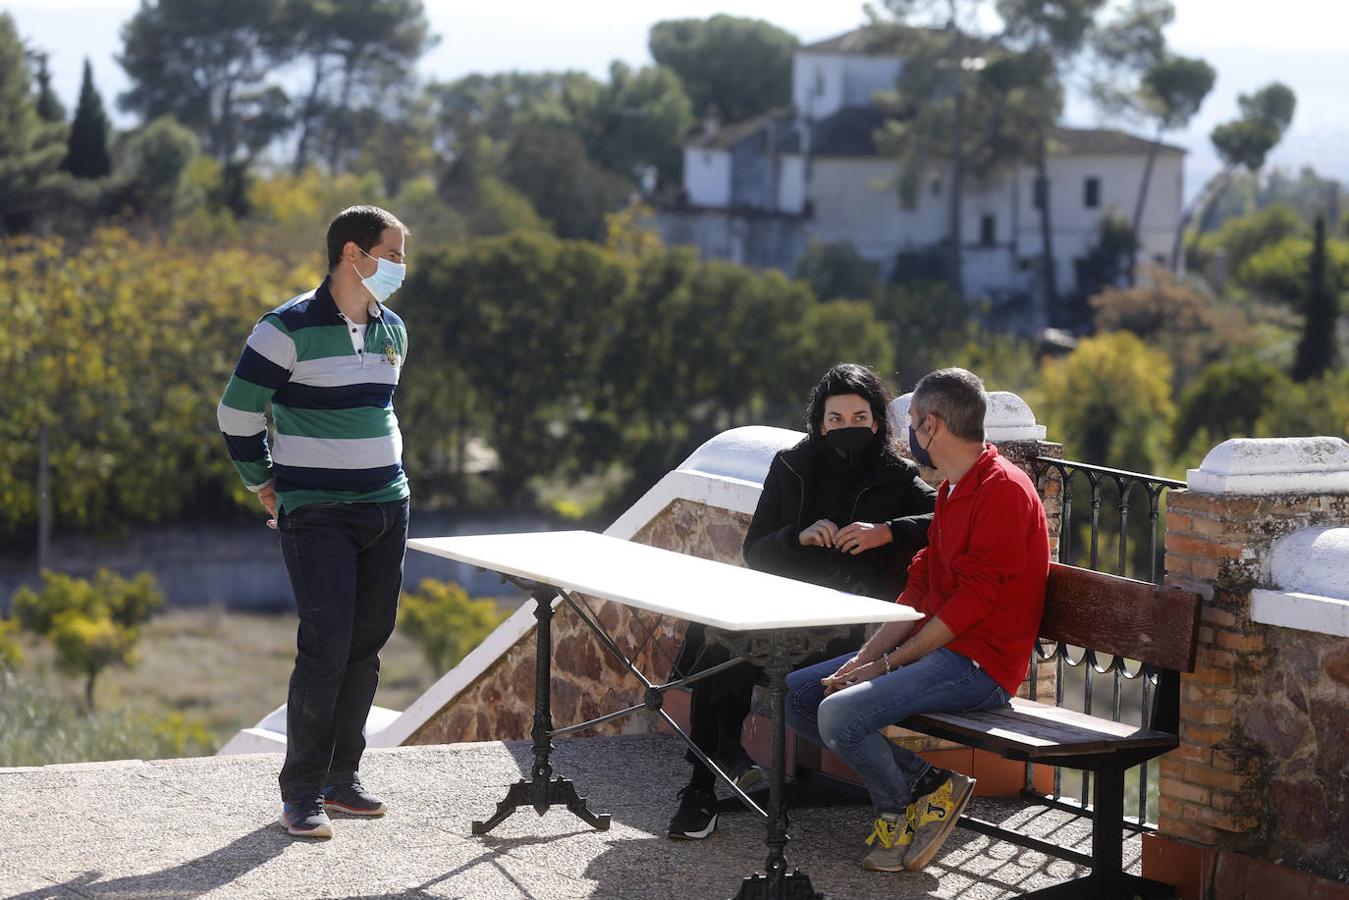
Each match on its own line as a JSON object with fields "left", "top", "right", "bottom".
{"left": 742, "top": 455, "right": 807, "bottom": 574}
{"left": 886, "top": 471, "right": 937, "bottom": 550}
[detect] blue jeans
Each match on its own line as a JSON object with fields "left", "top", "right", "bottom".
{"left": 276, "top": 498, "right": 409, "bottom": 801}
{"left": 786, "top": 647, "right": 1010, "bottom": 813}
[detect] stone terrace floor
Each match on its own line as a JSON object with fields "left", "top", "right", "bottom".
{"left": 0, "top": 735, "right": 1141, "bottom": 899}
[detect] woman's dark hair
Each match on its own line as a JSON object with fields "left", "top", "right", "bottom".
{"left": 805, "top": 363, "right": 899, "bottom": 459}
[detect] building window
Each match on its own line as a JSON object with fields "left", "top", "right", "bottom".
{"left": 814, "top": 67, "right": 825, "bottom": 98}
{"left": 1033, "top": 176, "right": 1048, "bottom": 210}
{"left": 931, "top": 178, "right": 943, "bottom": 196}
{"left": 980, "top": 214, "right": 996, "bottom": 247}
{"left": 1084, "top": 177, "right": 1101, "bottom": 208}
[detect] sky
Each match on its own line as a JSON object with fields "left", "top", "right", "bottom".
{"left": 9, "top": 0, "right": 1349, "bottom": 199}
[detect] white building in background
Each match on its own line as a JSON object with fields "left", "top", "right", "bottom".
{"left": 657, "top": 28, "right": 1186, "bottom": 330}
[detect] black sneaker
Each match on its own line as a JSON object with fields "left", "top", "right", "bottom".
{"left": 322, "top": 777, "right": 388, "bottom": 817}
{"left": 281, "top": 795, "right": 333, "bottom": 839}
{"left": 667, "top": 785, "right": 718, "bottom": 840}
{"left": 718, "top": 743, "right": 765, "bottom": 792}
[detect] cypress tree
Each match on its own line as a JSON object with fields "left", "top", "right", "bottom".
{"left": 32, "top": 51, "right": 65, "bottom": 123}
{"left": 62, "top": 58, "right": 111, "bottom": 179}
{"left": 1292, "top": 215, "right": 1339, "bottom": 381}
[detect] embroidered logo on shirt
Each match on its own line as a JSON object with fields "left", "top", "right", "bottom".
{"left": 383, "top": 341, "right": 399, "bottom": 366}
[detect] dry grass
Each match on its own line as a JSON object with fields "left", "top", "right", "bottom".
{"left": 9, "top": 606, "right": 437, "bottom": 756}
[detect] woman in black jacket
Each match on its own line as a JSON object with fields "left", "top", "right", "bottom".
{"left": 668, "top": 363, "right": 936, "bottom": 840}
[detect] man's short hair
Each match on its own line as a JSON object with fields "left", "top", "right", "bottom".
{"left": 911, "top": 368, "right": 987, "bottom": 442}
{"left": 326, "top": 205, "right": 409, "bottom": 271}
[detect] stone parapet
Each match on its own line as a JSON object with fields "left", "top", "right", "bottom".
{"left": 1155, "top": 438, "right": 1349, "bottom": 887}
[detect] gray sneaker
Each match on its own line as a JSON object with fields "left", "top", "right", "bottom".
{"left": 862, "top": 808, "right": 916, "bottom": 872}
{"left": 323, "top": 777, "right": 388, "bottom": 817}
{"left": 718, "top": 744, "right": 765, "bottom": 793}
{"left": 904, "top": 772, "right": 976, "bottom": 871}
{"left": 281, "top": 795, "right": 333, "bottom": 839}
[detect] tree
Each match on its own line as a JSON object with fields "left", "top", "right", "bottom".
{"left": 118, "top": 0, "right": 294, "bottom": 167}
{"left": 1123, "top": 54, "right": 1214, "bottom": 279}
{"left": 29, "top": 49, "right": 65, "bottom": 123}
{"left": 12, "top": 569, "right": 163, "bottom": 709}
{"left": 1193, "top": 203, "right": 1307, "bottom": 277}
{"left": 280, "top": 0, "right": 435, "bottom": 173}
{"left": 117, "top": 116, "right": 200, "bottom": 221}
{"left": 648, "top": 15, "right": 797, "bottom": 122}
{"left": 0, "top": 616, "right": 21, "bottom": 669}
{"left": 795, "top": 241, "right": 882, "bottom": 301}
{"left": 1171, "top": 82, "right": 1296, "bottom": 268}
{"left": 62, "top": 59, "right": 112, "bottom": 179}
{"left": 581, "top": 62, "right": 693, "bottom": 189}
{"left": 1173, "top": 356, "right": 1288, "bottom": 455}
{"left": 398, "top": 579, "right": 506, "bottom": 673}
{"left": 1040, "top": 331, "right": 1175, "bottom": 474}
{"left": 502, "top": 125, "right": 634, "bottom": 240}
{"left": 0, "top": 13, "right": 67, "bottom": 233}
{"left": 1292, "top": 216, "right": 1339, "bottom": 382}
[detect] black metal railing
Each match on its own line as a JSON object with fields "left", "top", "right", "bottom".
{"left": 1027, "top": 456, "right": 1187, "bottom": 830}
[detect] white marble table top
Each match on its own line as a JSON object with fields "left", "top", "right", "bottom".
{"left": 408, "top": 530, "right": 922, "bottom": 632}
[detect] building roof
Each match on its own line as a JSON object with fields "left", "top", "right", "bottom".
{"left": 800, "top": 28, "right": 880, "bottom": 55}
{"left": 688, "top": 105, "right": 1187, "bottom": 160}
{"left": 1048, "top": 126, "right": 1187, "bottom": 157}
{"left": 686, "top": 106, "right": 797, "bottom": 151}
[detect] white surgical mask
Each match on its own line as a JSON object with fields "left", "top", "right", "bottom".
{"left": 355, "top": 249, "right": 406, "bottom": 303}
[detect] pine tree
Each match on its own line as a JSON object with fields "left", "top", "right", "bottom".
{"left": 1292, "top": 216, "right": 1339, "bottom": 381}
{"left": 62, "top": 58, "right": 111, "bottom": 179}
{"left": 0, "top": 13, "right": 66, "bottom": 233}
{"left": 31, "top": 50, "right": 65, "bottom": 123}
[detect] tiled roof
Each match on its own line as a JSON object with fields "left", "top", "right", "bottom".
{"left": 1049, "top": 126, "right": 1187, "bottom": 156}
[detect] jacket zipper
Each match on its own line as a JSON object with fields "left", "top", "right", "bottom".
{"left": 780, "top": 456, "right": 807, "bottom": 526}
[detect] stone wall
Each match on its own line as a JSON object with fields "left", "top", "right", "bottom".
{"left": 1158, "top": 488, "right": 1349, "bottom": 885}
{"left": 406, "top": 500, "right": 751, "bottom": 745}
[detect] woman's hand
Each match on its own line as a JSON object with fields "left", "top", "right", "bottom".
{"left": 834, "top": 521, "right": 893, "bottom": 555}
{"left": 799, "top": 519, "right": 840, "bottom": 547}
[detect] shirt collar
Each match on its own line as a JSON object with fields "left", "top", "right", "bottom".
{"left": 316, "top": 276, "right": 383, "bottom": 321}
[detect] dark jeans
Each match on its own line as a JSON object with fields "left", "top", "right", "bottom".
{"left": 675, "top": 622, "right": 860, "bottom": 791}
{"left": 276, "top": 498, "right": 409, "bottom": 801}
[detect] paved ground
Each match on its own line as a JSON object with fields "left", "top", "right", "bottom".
{"left": 0, "top": 735, "right": 1140, "bottom": 899}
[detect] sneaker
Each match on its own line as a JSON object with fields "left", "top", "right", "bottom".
{"left": 667, "top": 785, "right": 718, "bottom": 840}
{"left": 903, "top": 772, "right": 976, "bottom": 871}
{"left": 862, "top": 807, "right": 916, "bottom": 872}
{"left": 718, "top": 743, "right": 765, "bottom": 793}
{"left": 322, "top": 777, "right": 388, "bottom": 817}
{"left": 281, "top": 795, "right": 333, "bottom": 839}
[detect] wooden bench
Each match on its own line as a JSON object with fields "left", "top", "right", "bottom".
{"left": 898, "top": 563, "right": 1203, "bottom": 900}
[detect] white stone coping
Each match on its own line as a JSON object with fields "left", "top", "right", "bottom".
{"left": 892, "top": 391, "right": 1047, "bottom": 442}
{"left": 1251, "top": 590, "right": 1349, "bottom": 638}
{"left": 1186, "top": 437, "right": 1349, "bottom": 495}
{"left": 1248, "top": 527, "right": 1349, "bottom": 638}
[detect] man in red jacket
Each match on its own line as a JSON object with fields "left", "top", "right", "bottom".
{"left": 785, "top": 367, "right": 1050, "bottom": 874}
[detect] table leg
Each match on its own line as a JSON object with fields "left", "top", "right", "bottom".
{"left": 472, "top": 586, "right": 611, "bottom": 835}
{"left": 733, "top": 632, "right": 820, "bottom": 900}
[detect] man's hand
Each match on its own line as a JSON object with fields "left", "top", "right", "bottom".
{"left": 257, "top": 483, "right": 278, "bottom": 529}
{"left": 834, "top": 521, "right": 893, "bottom": 555}
{"left": 799, "top": 518, "right": 839, "bottom": 547}
{"left": 822, "top": 657, "right": 886, "bottom": 695}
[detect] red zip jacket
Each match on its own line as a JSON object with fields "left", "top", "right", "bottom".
{"left": 897, "top": 444, "right": 1050, "bottom": 695}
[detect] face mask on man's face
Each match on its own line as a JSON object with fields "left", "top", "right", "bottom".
{"left": 355, "top": 249, "right": 406, "bottom": 303}
{"left": 909, "top": 419, "right": 936, "bottom": 469}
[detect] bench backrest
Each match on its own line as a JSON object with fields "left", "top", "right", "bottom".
{"left": 1040, "top": 563, "right": 1202, "bottom": 673}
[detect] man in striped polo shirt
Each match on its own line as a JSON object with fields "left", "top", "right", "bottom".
{"left": 217, "top": 205, "right": 411, "bottom": 839}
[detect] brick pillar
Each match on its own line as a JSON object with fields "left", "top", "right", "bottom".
{"left": 1145, "top": 437, "right": 1349, "bottom": 899}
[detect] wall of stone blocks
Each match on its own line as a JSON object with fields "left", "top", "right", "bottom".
{"left": 1158, "top": 489, "right": 1349, "bottom": 885}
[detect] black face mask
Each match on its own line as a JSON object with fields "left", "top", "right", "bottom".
{"left": 823, "top": 426, "right": 877, "bottom": 470}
